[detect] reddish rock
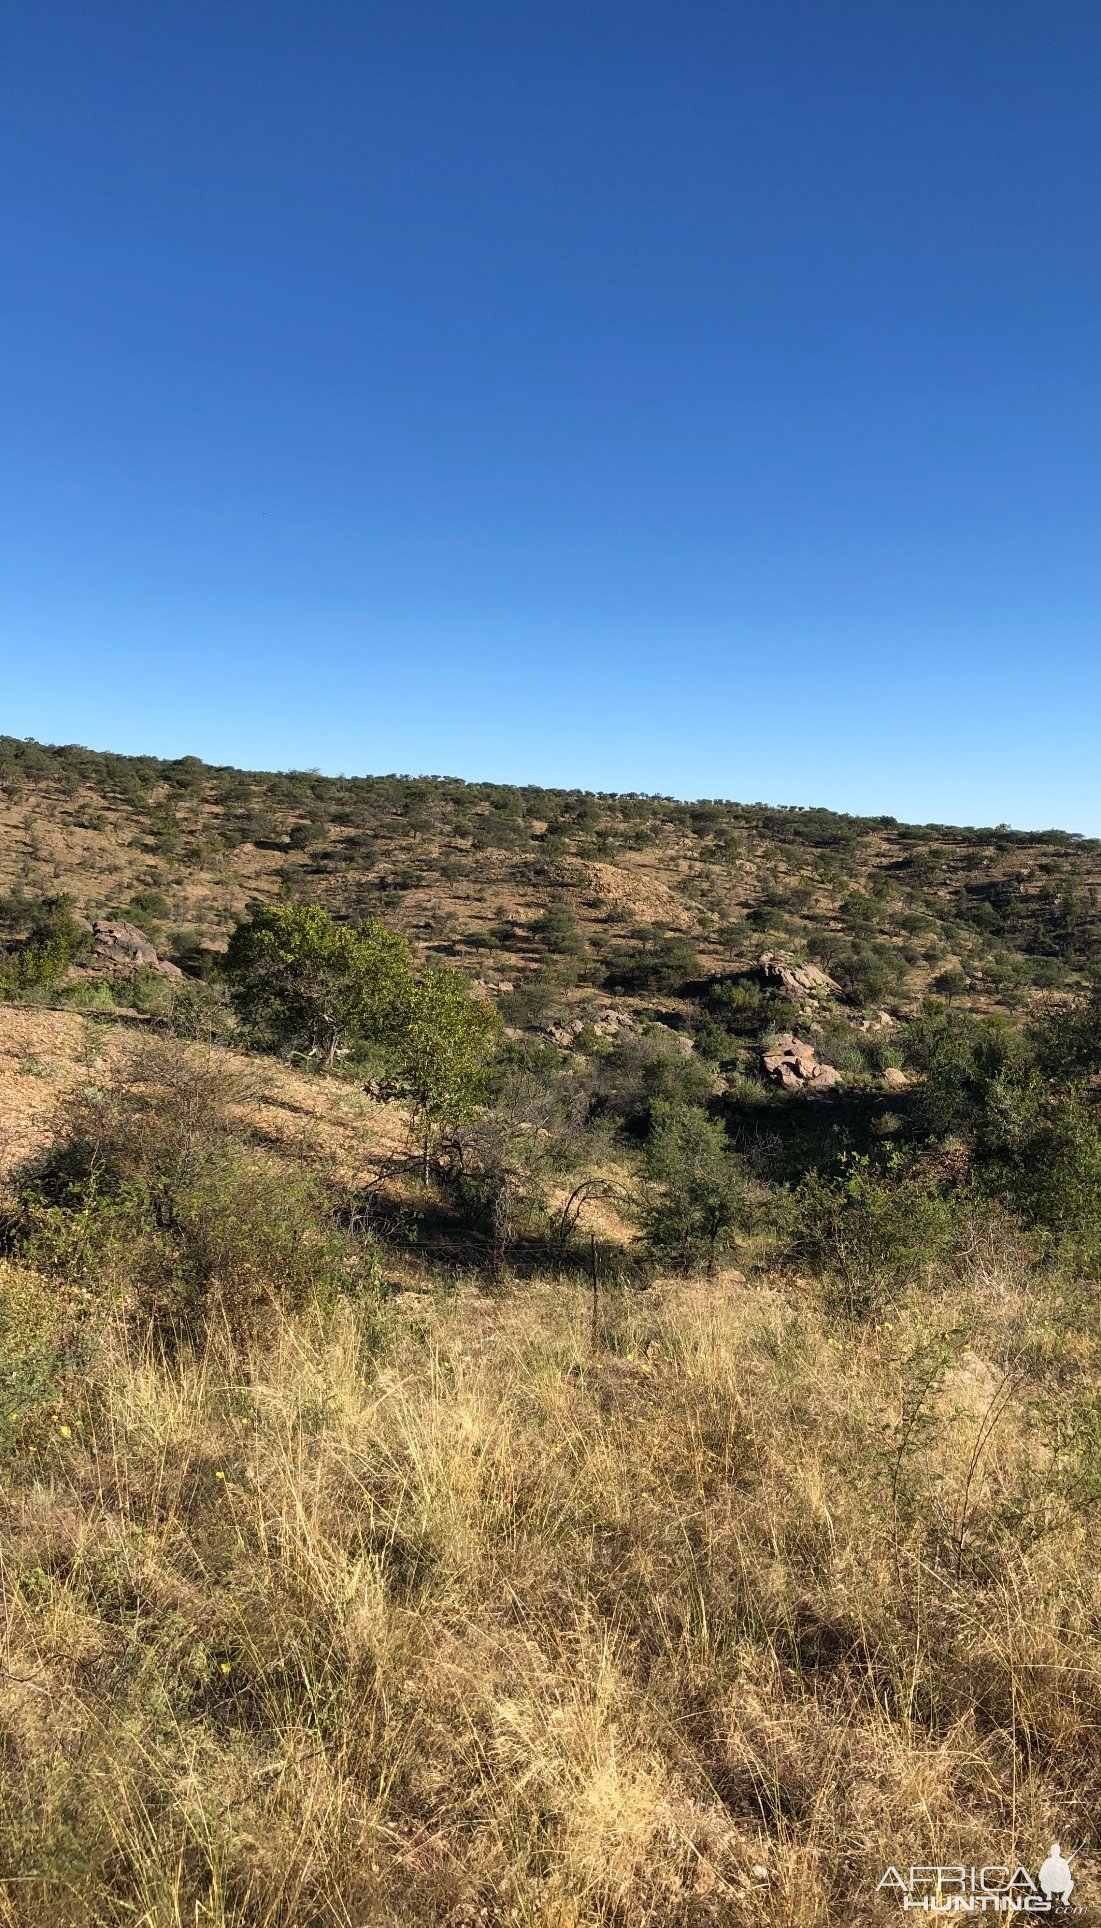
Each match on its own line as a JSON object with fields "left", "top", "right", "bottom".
{"left": 761, "top": 1033, "right": 840, "bottom": 1093}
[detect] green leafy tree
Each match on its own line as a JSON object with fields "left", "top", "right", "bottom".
{"left": 224, "top": 904, "right": 412, "bottom": 1067}
{"left": 930, "top": 967, "right": 969, "bottom": 1005}
{"left": 1006, "top": 1087, "right": 1101, "bottom": 1268}
{"left": 0, "top": 899, "right": 92, "bottom": 995}
{"left": 830, "top": 945, "right": 895, "bottom": 1007}
{"left": 1032, "top": 976, "right": 1101, "bottom": 1082}
{"left": 636, "top": 1101, "right": 743, "bottom": 1275}
{"left": 904, "top": 1008, "right": 1032, "bottom": 1145}
{"left": 791, "top": 1151, "right": 959, "bottom": 1316}
{"left": 533, "top": 901, "right": 583, "bottom": 956}
{"left": 604, "top": 932, "right": 701, "bottom": 994}
{"left": 388, "top": 967, "right": 499, "bottom": 1182}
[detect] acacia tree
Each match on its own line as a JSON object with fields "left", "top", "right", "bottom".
{"left": 387, "top": 966, "right": 499, "bottom": 1182}
{"left": 225, "top": 904, "right": 412, "bottom": 1067}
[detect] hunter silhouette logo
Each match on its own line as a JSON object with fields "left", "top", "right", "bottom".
{"left": 875, "top": 1844, "right": 1083, "bottom": 1913}
{"left": 1039, "top": 1848, "right": 1077, "bottom": 1909}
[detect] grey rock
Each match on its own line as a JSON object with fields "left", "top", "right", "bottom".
{"left": 757, "top": 952, "right": 838, "bottom": 998}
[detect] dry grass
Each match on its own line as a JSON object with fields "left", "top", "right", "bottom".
{"left": 5, "top": 752, "right": 1100, "bottom": 1009}
{"left": 3, "top": 1254, "right": 1100, "bottom": 1925}
{"left": 0, "top": 1007, "right": 404, "bottom": 1210}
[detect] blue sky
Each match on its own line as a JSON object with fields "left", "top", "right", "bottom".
{"left": 2, "top": 1, "right": 1100, "bottom": 830}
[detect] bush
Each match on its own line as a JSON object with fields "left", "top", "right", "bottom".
{"left": 19, "top": 1038, "right": 378, "bottom": 1339}
{"left": 603, "top": 933, "right": 701, "bottom": 994}
{"left": 288, "top": 818, "right": 328, "bottom": 849}
{"left": 704, "top": 978, "right": 777, "bottom": 1037}
{"left": 127, "top": 888, "right": 170, "bottom": 931}
{"left": 830, "top": 946, "right": 897, "bottom": 1007}
{"left": 635, "top": 1101, "right": 744, "bottom": 1274}
{"left": 383, "top": 967, "right": 499, "bottom": 1182}
{"left": 0, "top": 898, "right": 92, "bottom": 995}
{"left": 995, "top": 1088, "right": 1101, "bottom": 1271}
{"left": 532, "top": 902, "right": 583, "bottom": 956}
{"left": 789, "top": 1152, "right": 961, "bottom": 1315}
{"left": 1033, "top": 977, "right": 1101, "bottom": 1083}
{"left": 0, "top": 1259, "right": 70, "bottom": 1447}
{"left": 225, "top": 903, "right": 413, "bottom": 1067}
{"left": 443, "top": 1079, "right": 555, "bottom": 1278}
{"left": 904, "top": 1009, "right": 1032, "bottom": 1145}
{"left": 498, "top": 976, "right": 564, "bottom": 1031}
{"left": 164, "top": 976, "right": 240, "bottom": 1044}
{"left": 583, "top": 1031, "right": 714, "bottom": 1133}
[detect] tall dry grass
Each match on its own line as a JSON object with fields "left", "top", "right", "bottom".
{"left": 1, "top": 1247, "right": 1100, "bottom": 1924}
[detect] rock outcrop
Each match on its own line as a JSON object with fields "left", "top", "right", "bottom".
{"left": 761, "top": 1033, "right": 840, "bottom": 1093}
{"left": 77, "top": 921, "right": 184, "bottom": 981}
{"left": 756, "top": 953, "right": 837, "bottom": 999}
{"left": 547, "top": 1008, "right": 635, "bottom": 1048}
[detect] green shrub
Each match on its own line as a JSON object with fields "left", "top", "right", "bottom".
{"left": 225, "top": 903, "right": 413, "bottom": 1067}
{"left": 382, "top": 966, "right": 499, "bottom": 1182}
{"left": 164, "top": 976, "right": 240, "bottom": 1043}
{"left": 498, "top": 977, "right": 564, "bottom": 1031}
{"left": 19, "top": 1037, "right": 379, "bottom": 1340}
{"left": 128, "top": 889, "right": 171, "bottom": 932}
{"left": 0, "top": 899, "right": 92, "bottom": 995}
{"left": 830, "top": 946, "right": 897, "bottom": 1007}
{"left": 1032, "top": 977, "right": 1101, "bottom": 1083}
{"left": 705, "top": 979, "right": 777, "bottom": 1037}
{"left": 584, "top": 1031, "right": 714, "bottom": 1133}
{"left": 603, "top": 933, "right": 701, "bottom": 994}
{"left": 634, "top": 1101, "right": 744, "bottom": 1274}
{"left": 0, "top": 1259, "right": 69, "bottom": 1447}
{"left": 532, "top": 902, "right": 583, "bottom": 956}
{"left": 996, "top": 1088, "right": 1101, "bottom": 1271}
{"left": 904, "top": 1009, "right": 1032, "bottom": 1144}
{"left": 790, "top": 1152, "right": 961, "bottom": 1315}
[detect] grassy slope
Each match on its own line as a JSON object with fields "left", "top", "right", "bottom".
{"left": 0, "top": 1010, "right": 1099, "bottom": 1924}
{"left": 2, "top": 735, "right": 1100, "bottom": 1019}
{"left": 2, "top": 741, "right": 1101, "bottom": 1923}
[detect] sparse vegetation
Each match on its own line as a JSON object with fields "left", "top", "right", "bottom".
{"left": 1, "top": 739, "right": 1100, "bottom": 1920}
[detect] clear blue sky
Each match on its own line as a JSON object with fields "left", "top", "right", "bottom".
{"left": 3, "top": 2, "right": 1100, "bottom": 831}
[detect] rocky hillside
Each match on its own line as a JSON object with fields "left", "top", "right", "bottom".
{"left": 2, "top": 734, "right": 1099, "bottom": 1034}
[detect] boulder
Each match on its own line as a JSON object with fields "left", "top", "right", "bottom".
{"left": 756, "top": 952, "right": 838, "bottom": 999}
{"left": 84, "top": 920, "right": 183, "bottom": 981}
{"left": 883, "top": 1066, "right": 909, "bottom": 1090}
{"left": 547, "top": 1007, "right": 637, "bottom": 1047}
{"left": 761, "top": 1033, "right": 840, "bottom": 1093}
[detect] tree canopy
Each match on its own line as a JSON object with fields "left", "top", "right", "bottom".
{"left": 224, "top": 904, "right": 412, "bottom": 1066}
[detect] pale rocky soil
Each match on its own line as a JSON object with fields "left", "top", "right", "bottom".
{"left": 0, "top": 1004, "right": 405, "bottom": 1206}
{"left": 0, "top": 1004, "right": 637, "bottom": 1253}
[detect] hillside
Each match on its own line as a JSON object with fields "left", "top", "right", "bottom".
{"left": 2, "top": 1002, "right": 1100, "bottom": 1926}
{"left": 2, "top": 735, "right": 1099, "bottom": 1028}
{"left": 2, "top": 737, "right": 1101, "bottom": 1924}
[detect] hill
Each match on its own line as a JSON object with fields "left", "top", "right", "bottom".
{"left": 2, "top": 734, "right": 1100, "bottom": 1026}
{"left": 2, "top": 1000, "right": 1100, "bottom": 1926}
{"left": 2, "top": 736, "right": 1101, "bottom": 1923}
